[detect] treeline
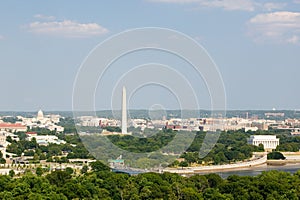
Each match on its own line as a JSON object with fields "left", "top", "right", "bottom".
{"left": 57, "top": 117, "right": 77, "bottom": 133}
{"left": 107, "top": 130, "right": 176, "bottom": 153}
{"left": 276, "top": 133, "right": 300, "bottom": 152}
{"left": 107, "top": 128, "right": 300, "bottom": 166}
{"left": 179, "top": 131, "right": 263, "bottom": 165}
{"left": 107, "top": 130, "right": 263, "bottom": 166}
{"left": 1, "top": 166, "right": 300, "bottom": 199}
{"left": 1, "top": 117, "right": 22, "bottom": 124}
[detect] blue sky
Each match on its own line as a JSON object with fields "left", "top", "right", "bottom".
{"left": 0, "top": 0, "right": 300, "bottom": 111}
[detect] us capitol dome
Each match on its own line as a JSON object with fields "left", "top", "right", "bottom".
{"left": 37, "top": 109, "right": 44, "bottom": 120}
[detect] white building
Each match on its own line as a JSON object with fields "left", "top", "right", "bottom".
{"left": 26, "top": 135, "right": 66, "bottom": 146}
{"left": 46, "top": 125, "right": 64, "bottom": 132}
{"left": 0, "top": 132, "right": 6, "bottom": 158}
{"left": 37, "top": 109, "right": 44, "bottom": 121}
{"left": 19, "top": 110, "right": 64, "bottom": 132}
{"left": 248, "top": 135, "right": 279, "bottom": 151}
{"left": 244, "top": 127, "right": 258, "bottom": 132}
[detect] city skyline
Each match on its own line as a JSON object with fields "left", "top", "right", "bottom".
{"left": 1, "top": 3, "right": 300, "bottom": 198}
{"left": 0, "top": 1, "right": 300, "bottom": 111}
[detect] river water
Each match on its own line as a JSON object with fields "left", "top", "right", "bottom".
{"left": 114, "top": 163, "right": 300, "bottom": 178}
{"left": 196, "top": 163, "right": 300, "bottom": 178}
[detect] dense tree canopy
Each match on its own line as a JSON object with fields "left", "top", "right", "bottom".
{"left": 1, "top": 117, "right": 22, "bottom": 123}
{"left": 1, "top": 169, "right": 300, "bottom": 199}
{"left": 107, "top": 130, "right": 176, "bottom": 153}
{"left": 174, "top": 131, "right": 264, "bottom": 166}
{"left": 90, "top": 160, "right": 110, "bottom": 172}
{"left": 267, "top": 152, "right": 286, "bottom": 160}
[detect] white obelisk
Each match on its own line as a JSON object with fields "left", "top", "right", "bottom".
{"left": 122, "top": 86, "right": 127, "bottom": 134}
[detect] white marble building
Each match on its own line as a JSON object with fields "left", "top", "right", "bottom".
{"left": 248, "top": 135, "right": 279, "bottom": 151}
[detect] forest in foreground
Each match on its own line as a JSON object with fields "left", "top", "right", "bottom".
{"left": 1, "top": 162, "right": 300, "bottom": 200}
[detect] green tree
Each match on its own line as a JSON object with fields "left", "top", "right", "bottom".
{"left": 9, "top": 170, "right": 15, "bottom": 178}
{"left": 172, "top": 160, "right": 180, "bottom": 166}
{"left": 181, "top": 187, "right": 202, "bottom": 200}
{"left": 81, "top": 165, "right": 88, "bottom": 174}
{"left": 203, "top": 188, "right": 233, "bottom": 200}
{"left": 104, "top": 126, "right": 122, "bottom": 133}
{"left": 205, "top": 173, "right": 223, "bottom": 188}
{"left": 90, "top": 161, "right": 110, "bottom": 172}
{"left": 0, "top": 191, "right": 13, "bottom": 199}
{"left": 65, "top": 167, "right": 74, "bottom": 175}
{"left": 267, "top": 152, "right": 285, "bottom": 160}
{"left": 179, "top": 161, "right": 188, "bottom": 168}
{"left": 0, "top": 151, "right": 6, "bottom": 164}
{"left": 33, "top": 153, "right": 39, "bottom": 161}
{"left": 46, "top": 170, "right": 72, "bottom": 187}
{"left": 188, "top": 174, "right": 209, "bottom": 192}
{"left": 36, "top": 167, "right": 43, "bottom": 176}
{"left": 6, "top": 136, "right": 13, "bottom": 143}
{"left": 258, "top": 143, "right": 264, "bottom": 151}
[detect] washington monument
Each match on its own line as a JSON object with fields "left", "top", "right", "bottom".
{"left": 122, "top": 86, "right": 127, "bottom": 134}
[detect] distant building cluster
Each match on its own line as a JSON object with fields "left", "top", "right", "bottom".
{"left": 0, "top": 110, "right": 66, "bottom": 159}
{"left": 268, "top": 118, "right": 300, "bottom": 135}
{"left": 76, "top": 87, "right": 300, "bottom": 135}
{"left": 265, "top": 112, "right": 285, "bottom": 118}
{"left": 77, "top": 113, "right": 300, "bottom": 137}
{"left": 80, "top": 116, "right": 120, "bottom": 127}
{"left": 0, "top": 109, "right": 64, "bottom": 132}
{"left": 77, "top": 116, "right": 273, "bottom": 133}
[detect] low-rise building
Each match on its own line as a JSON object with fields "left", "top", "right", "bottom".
{"left": 0, "top": 123, "right": 27, "bottom": 132}
{"left": 244, "top": 127, "right": 259, "bottom": 132}
{"left": 47, "top": 125, "right": 64, "bottom": 132}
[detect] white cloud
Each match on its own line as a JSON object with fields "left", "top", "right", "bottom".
{"left": 148, "top": 0, "right": 286, "bottom": 11}
{"left": 34, "top": 14, "right": 56, "bottom": 21}
{"left": 26, "top": 20, "right": 108, "bottom": 38}
{"left": 199, "top": 0, "right": 257, "bottom": 11}
{"left": 248, "top": 11, "right": 300, "bottom": 44}
{"left": 262, "top": 2, "right": 286, "bottom": 11}
{"left": 0, "top": 35, "right": 4, "bottom": 40}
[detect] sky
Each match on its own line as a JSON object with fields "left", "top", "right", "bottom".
{"left": 0, "top": 0, "right": 300, "bottom": 111}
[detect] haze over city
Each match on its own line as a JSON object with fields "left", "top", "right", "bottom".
{"left": 1, "top": 0, "right": 300, "bottom": 111}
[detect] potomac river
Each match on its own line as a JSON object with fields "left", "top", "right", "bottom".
{"left": 196, "top": 163, "right": 300, "bottom": 178}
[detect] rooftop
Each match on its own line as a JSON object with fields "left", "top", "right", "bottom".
{"left": 0, "top": 123, "right": 25, "bottom": 128}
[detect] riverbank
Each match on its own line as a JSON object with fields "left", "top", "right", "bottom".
{"left": 163, "top": 155, "right": 267, "bottom": 174}
{"left": 267, "top": 152, "right": 300, "bottom": 165}
{"left": 267, "top": 160, "right": 300, "bottom": 165}
{"left": 164, "top": 152, "right": 300, "bottom": 174}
